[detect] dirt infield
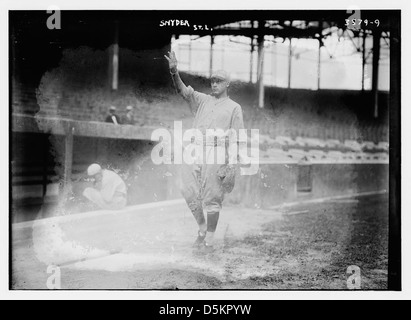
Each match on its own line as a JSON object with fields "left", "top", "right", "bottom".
{"left": 11, "top": 193, "right": 388, "bottom": 290}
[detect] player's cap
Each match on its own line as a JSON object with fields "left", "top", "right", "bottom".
{"left": 109, "top": 106, "right": 116, "bottom": 111}
{"left": 87, "top": 163, "right": 102, "bottom": 176}
{"left": 211, "top": 70, "right": 230, "bottom": 82}
{"left": 126, "top": 105, "right": 133, "bottom": 111}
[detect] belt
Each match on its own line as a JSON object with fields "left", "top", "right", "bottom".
{"left": 188, "top": 135, "right": 247, "bottom": 147}
{"left": 191, "top": 136, "right": 229, "bottom": 147}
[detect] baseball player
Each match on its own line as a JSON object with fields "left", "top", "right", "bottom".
{"left": 82, "top": 163, "right": 127, "bottom": 210}
{"left": 164, "top": 51, "right": 245, "bottom": 252}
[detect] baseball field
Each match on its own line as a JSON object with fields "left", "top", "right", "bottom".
{"left": 11, "top": 192, "right": 388, "bottom": 290}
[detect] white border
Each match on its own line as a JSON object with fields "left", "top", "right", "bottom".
{"left": 2, "top": 0, "right": 410, "bottom": 300}
{"left": 0, "top": 0, "right": 409, "bottom": 10}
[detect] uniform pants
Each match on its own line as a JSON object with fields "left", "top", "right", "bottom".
{"left": 83, "top": 188, "right": 127, "bottom": 210}
{"left": 180, "top": 145, "right": 227, "bottom": 213}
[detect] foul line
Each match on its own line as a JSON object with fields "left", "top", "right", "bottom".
{"left": 13, "top": 190, "right": 387, "bottom": 230}
{"left": 12, "top": 198, "right": 186, "bottom": 230}
{"left": 268, "top": 189, "right": 388, "bottom": 210}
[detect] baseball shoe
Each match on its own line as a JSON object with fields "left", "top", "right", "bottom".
{"left": 197, "top": 242, "right": 214, "bottom": 254}
{"left": 193, "top": 231, "right": 206, "bottom": 248}
{"left": 203, "top": 242, "right": 214, "bottom": 253}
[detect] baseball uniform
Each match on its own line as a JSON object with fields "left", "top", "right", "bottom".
{"left": 180, "top": 85, "right": 244, "bottom": 213}
{"left": 83, "top": 169, "right": 127, "bottom": 210}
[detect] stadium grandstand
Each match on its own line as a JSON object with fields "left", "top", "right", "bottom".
{"left": 10, "top": 10, "right": 396, "bottom": 222}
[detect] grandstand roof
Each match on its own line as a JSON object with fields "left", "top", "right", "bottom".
{"left": 11, "top": 10, "right": 392, "bottom": 49}
{"left": 10, "top": 10, "right": 395, "bottom": 83}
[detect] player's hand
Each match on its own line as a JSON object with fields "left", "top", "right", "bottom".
{"left": 164, "top": 51, "right": 178, "bottom": 72}
{"left": 217, "top": 164, "right": 236, "bottom": 194}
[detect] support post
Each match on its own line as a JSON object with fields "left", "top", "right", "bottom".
{"left": 317, "top": 38, "right": 321, "bottom": 90}
{"left": 272, "top": 42, "right": 276, "bottom": 87}
{"left": 362, "top": 30, "right": 367, "bottom": 91}
{"left": 209, "top": 35, "right": 214, "bottom": 77}
{"left": 372, "top": 29, "right": 381, "bottom": 118}
{"left": 288, "top": 37, "right": 292, "bottom": 89}
{"left": 42, "top": 135, "right": 48, "bottom": 198}
{"left": 257, "top": 26, "right": 265, "bottom": 108}
{"left": 112, "top": 21, "right": 119, "bottom": 90}
{"left": 249, "top": 37, "right": 254, "bottom": 83}
{"left": 188, "top": 37, "right": 192, "bottom": 72}
{"left": 62, "top": 124, "right": 74, "bottom": 196}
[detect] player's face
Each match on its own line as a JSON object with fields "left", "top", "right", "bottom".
{"left": 210, "top": 78, "right": 228, "bottom": 97}
{"left": 94, "top": 172, "right": 103, "bottom": 183}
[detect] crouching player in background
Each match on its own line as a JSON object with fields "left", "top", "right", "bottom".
{"left": 82, "top": 163, "right": 127, "bottom": 210}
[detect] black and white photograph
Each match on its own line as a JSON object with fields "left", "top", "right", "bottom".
{"left": 7, "top": 3, "right": 403, "bottom": 295}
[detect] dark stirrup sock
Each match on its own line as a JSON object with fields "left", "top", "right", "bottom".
{"left": 192, "top": 208, "right": 206, "bottom": 229}
{"left": 207, "top": 211, "right": 220, "bottom": 233}
{"left": 187, "top": 200, "right": 206, "bottom": 230}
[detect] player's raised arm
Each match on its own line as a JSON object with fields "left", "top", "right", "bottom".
{"left": 164, "top": 51, "right": 190, "bottom": 96}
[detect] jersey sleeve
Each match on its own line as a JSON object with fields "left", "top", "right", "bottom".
{"left": 227, "top": 105, "right": 246, "bottom": 164}
{"left": 181, "top": 85, "right": 209, "bottom": 115}
{"left": 101, "top": 171, "right": 124, "bottom": 202}
{"left": 230, "top": 105, "right": 245, "bottom": 132}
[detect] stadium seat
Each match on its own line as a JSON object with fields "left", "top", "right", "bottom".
{"left": 376, "top": 141, "right": 389, "bottom": 152}
{"left": 265, "top": 148, "right": 291, "bottom": 162}
{"left": 325, "top": 139, "right": 343, "bottom": 150}
{"left": 352, "top": 152, "right": 366, "bottom": 161}
{"left": 342, "top": 151, "right": 356, "bottom": 161}
{"left": 287, "top": 148, "right": 309, "bottom": 160}
{"left": 259, "top": 135, "right": 281, "bottom": 149}
{"left": 326, "top": 151, "right": 343, "bottom": 161}
{"left": 275, "top": 136, "right": 295, "bottom": 146}
{"left": 374, "top": 152, "right": 389, "bottom": 162}
{"left": 361, "top": 152, "right": 373, "bottom": 161}
{"left": 300, "top": 137, "right": 327, "bottom": 148}
{"left": 294, "top": 137, "right": 309, "bottom": 147}
{"left": 361, "top": 141, "right": 378, "bottom": 152}
{"left": 344, "top": 140, "right": 363, "bottom": 152}
{"left": 306, "top": 149, "right": 327, "bottom": 160}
